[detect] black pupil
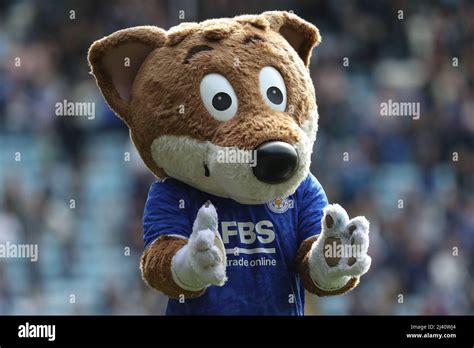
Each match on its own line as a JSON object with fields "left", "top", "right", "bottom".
{"left": 267, "top": 86, "right": 283, "bottom": 105}
{"left": 212, "top": 92, "right": 232, "bottom": 111}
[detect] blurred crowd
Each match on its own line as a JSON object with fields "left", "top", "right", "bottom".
{"left": 0, "top": 0, "right": 472, "bottom": 314}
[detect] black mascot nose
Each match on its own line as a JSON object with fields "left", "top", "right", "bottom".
{"left": 252, "top": 141, "right": 298, "bottom": 184}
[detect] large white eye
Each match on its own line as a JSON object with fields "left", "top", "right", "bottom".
{"left": 200, "top": 74, "right": 238, "bottom": 122}
{"left": 259, "top": 66, "right": 287, "bottom": 112}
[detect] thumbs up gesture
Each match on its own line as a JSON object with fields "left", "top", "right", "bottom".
{"left": 171, "top": 202, "right": 227, "bottom": 291}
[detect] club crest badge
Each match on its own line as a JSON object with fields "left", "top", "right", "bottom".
{"left": 267, "top": 196, "right": 293, "bottom": 214}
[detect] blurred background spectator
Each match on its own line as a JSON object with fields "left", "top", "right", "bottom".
{"left": 0, "top": 0, "right": 472, "bottom": 315}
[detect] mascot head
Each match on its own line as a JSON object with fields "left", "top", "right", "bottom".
{"left": 88, "top": 11, "right": 321, "bottom": 204}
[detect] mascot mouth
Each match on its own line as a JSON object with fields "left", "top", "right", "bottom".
{"left": 151, "top": 130, "right": 313, "bottom": 205}
{"left": 204, "top": 163, "right": 210, "bottom": 177}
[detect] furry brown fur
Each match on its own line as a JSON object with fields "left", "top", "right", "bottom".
{"left": 88, "top": 12, "right": 320, "bottom": 179}
{"left": 140, "top": 236, "right": 206, "bottom": 299}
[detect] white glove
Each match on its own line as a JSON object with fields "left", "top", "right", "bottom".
{"left": 308, "top": 204, "right": 371, "bottom": 291}
{"left": 171, "top": 202, "right": 227, "bottom": 291}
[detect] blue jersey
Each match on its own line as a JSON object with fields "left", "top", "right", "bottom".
{"left": 143, "top": 173, "right": 328, "bottom": 315}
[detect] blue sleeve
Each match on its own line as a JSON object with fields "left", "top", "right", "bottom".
{"left": 143, "top": 179, "right": 192, "bottom": 248}
{"left": 297, "top": 174, "right": 329, "bottom": 244}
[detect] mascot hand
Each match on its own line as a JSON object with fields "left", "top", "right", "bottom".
{"left": 308, "top": 204, "right": 371, "bottom": 291}
{"left": 171, "top": 202, "right": 227, "bottom": 291}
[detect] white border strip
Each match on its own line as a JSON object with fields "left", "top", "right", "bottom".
{"left": 225, "top": 247, "right": 276, "bottom": 255}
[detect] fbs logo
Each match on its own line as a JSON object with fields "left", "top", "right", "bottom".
{"left": 221, "top": 220, "right": 276, "bottom": 254}
{"left": 267, "top": 196, "right": 293, "bottom": 214}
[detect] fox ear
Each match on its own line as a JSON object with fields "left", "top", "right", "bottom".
{"left": 88, "top": 26, "right": 166, "bottom": 122}
{"left": 262, "top": 11, "right": 321, "bottom": 67}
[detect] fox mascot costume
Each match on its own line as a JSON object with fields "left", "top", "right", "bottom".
{"left": 88, "top": 11, "right": 371, "bottom": 315}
